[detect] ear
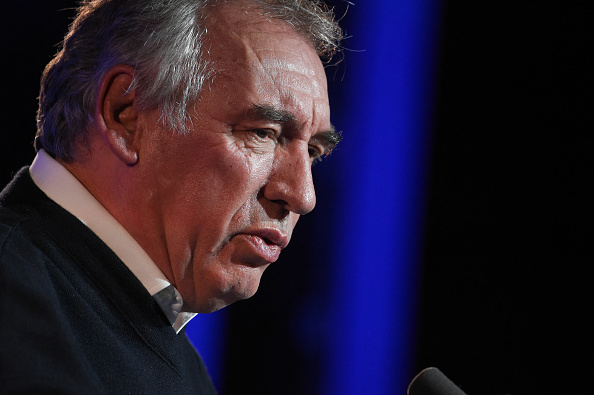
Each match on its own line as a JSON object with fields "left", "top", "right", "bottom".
{"left": 95, "top": 65, "right": 141, "bottom": 165}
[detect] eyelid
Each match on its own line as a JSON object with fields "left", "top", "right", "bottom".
{"left": 308, "top": 144, "right": 326, "bottom": 165}
{"left": 309, "top": 140, "right": 336, "bottom": 159}
{"left": 309, "top": 131, "right": 340, "bottom": 158}
{"left": 252, "top": 127, "right": 279, "bottom": 141}
{"left": 308, "top": 143, "right": 323, "bottom": 156}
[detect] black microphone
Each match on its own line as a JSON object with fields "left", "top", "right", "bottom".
{"left": 408, "top": 367, "right": 468, "bottom": 395}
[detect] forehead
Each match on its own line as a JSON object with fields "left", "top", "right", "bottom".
{"left": 203, "top": 1, "right": 330, "bottom": 128}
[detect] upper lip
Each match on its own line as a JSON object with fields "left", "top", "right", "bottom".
{"left": 240, "top": 227, "right": 289, "bottom": 249}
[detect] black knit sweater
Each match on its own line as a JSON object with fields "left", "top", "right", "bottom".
{"left": 0, "top": 168, "right": 216, "bottom": 394}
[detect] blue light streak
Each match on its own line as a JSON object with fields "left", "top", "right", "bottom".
{"left": 186, "top": 310, "right": 227, "bottom": 390}
{"left": 321, "top": 1, "right": 440, "bottom": 393}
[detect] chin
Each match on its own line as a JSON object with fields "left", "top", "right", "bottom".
{"left": 193, "top": 289, "right": 258, "bottom": 313}
{"left": 187, "top": 270, "right": 264, "bottom": 313}
{"left": 221, "top": 278, "right": 262, "bottom": 307}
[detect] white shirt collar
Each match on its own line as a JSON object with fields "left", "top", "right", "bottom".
{"left": 29, "top": 149, "right": 196, "bottom": 332}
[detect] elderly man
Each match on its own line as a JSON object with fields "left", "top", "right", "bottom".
{"left": 0, "top": 0, "right": 342, "bottom": 392}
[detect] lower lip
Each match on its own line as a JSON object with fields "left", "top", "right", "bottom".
{"left": 238, "top": 234, "right": 282, "bottom": 263}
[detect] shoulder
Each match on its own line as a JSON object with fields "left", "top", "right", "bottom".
{"left": 0, "top": 167, "right": 86, "bottom": 276}
{"left": 0, "top": 166, "right": 55, "bottom": 252}
{"left": 0, "top": 192, "right": 73, "bottom": 319}
{"left": 0, "top": 216, "right": 106, "bottom": 393}
{"left": 0, "top": 193, "right": 108, "bottom": 392}
{"left": 0, "top": 201, "right": 65, "bottom": 283}
{"left": 0, "top": 205, "right": 51, "bottom": 280}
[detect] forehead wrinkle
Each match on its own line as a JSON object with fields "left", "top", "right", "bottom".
{"left": 245, "top": 31, "right": 326, "bottom": 96}
{"left": 222, "top": 15, "right": 326, "bottom": 108}
{"left": 251, "top": 47, "right": 325, "bottom": 98}
{"left": 209, "top": 5, "right": 330, "bottom": 139}
{"left": 235, "top": 34, "right": 286, "bottom": 101}
{"left": 253, "top": 47, "right": 317, "bottom": 77}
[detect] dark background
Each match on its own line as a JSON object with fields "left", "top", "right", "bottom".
{"left": 2, "top": 2, "right": 592, "bottom": 394}
{"left": 414, "top": 2, "right": 592, "bottom": 394}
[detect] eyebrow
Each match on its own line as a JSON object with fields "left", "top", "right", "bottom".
{"left": 251, "top": 104, "right": 296, "bottom": 123}
{"left": 312, "top": 128, "right": 342, "bottom": 156}
{"left": 250, "top": 103, "right": 342, "bottom": 153}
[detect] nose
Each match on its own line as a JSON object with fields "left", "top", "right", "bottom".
{"left": 263, "top": 143, "right": 316, "bottom": 215}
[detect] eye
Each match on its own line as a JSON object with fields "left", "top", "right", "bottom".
{"left": 252, "top": 128, "right": 276, "bottom": 140}
{"left": 308, "top": 145, "right": 324, "bottom": 164}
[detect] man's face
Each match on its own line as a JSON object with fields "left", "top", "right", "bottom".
{"left": 135, "top": 3, "right": 336, "bottom": 313}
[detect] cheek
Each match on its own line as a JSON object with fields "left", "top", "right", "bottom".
{"left": 173, "top": 143, "right": 275, "bottom": 228}
{"left": 222, "top": 141, "right": 275, "bottom": 195}
{"left": 157, "top": 138, "right": 276, "bottom": 238}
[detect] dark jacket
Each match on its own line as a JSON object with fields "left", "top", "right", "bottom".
{"left": 0, "top": 168, "right": 216, "bottom": 394}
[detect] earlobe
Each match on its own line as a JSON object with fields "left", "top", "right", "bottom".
{"left": 96, "top": 65, "right": 140, "bottom": 166}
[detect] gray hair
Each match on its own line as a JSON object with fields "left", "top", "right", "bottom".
{"left": 35, "top": 0, "right": 343, "bottom": 162}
